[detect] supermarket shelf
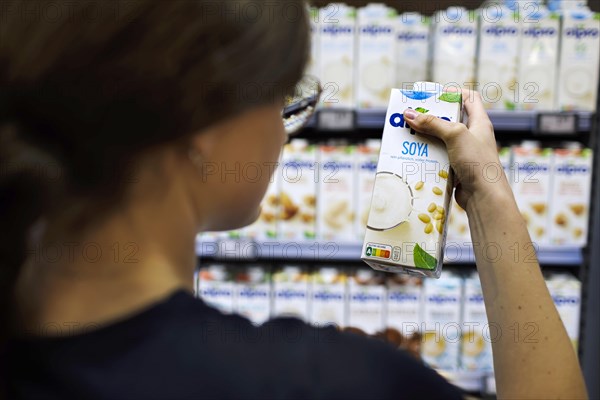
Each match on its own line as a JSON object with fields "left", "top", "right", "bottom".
{"left": 196, "top": 238, "right": 583, "bottom": 265}
{"left": 307, "top": 109, "right": 594, "bottom": 132}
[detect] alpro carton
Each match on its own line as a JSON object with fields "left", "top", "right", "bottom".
{"left": 422, "top": 272, "right": 462, "bottom": 371}
{"left": 307, "top": 6, "right": 320, "bottom": 79}
{"left": 233, "top": 266, "right": 271, "bottom": 326}
{"left": 198, "top": 264, "right": 234, "bottom": 314}
{"left": 362, "top": 82, "right": 461, "bottom": 278}
{"left": 549, "top": 145, "right": 593, "bottom": 246}
{"left": 356, "top": 139, "right": 380, "bottom": 240}
{"left": 477, "top": 5, "right": 521, "bottom": 110}
{"left": 242, "top": 160, "right": 280, "bottom": 240}
{"left": 517, "top": 6, "right": 560, "bottom": 110}
{"left": 557, "top": 8, "right": 600, "bottom": 111}
{"left": 317, "top": 143, "right": 356, "bottom": 241}
{"left": 432, "top": 7, "right": 477, "bottom": 87}
{"left": 461, "top": 273, "right": 493, "bottom": 372}
{"left": 347, "top": 268, "right": 386, "bottom": 334}
{"left": 546, "top": 273, "right": 582, "bottom": 350}
{"left": 319, "top": 3, "right": 356, "bottom": 108}
{"left": 310, "top": 266, "right": 347, "bottom": 328}
{"left": 396, "top": 13, "right": 430, "bottom": 89}
{"left": 356, "top": 4, "right": 397, "bottom": 109}
{"left": 386, "top": 275, "right": 423, "bottom": 338}
{"left": 512, "top": 143, "right": 553, "bottom": 246}
{"left": 272, "top": 265, "right": 310, "bottom": 321}
{"left": 279, "top": 140, "right": 317, "bottom": 241}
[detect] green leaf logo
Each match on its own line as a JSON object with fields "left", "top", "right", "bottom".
{"left": 415, "top": 107, "right": 429, "bottom": 114}
{"left": 438, "top": 92, "right": 461, "bottom": 103}
{"left": 504, "top": 100, "right": 516, "bottom": 111}
{"left": 414, "top": 244, "right": 437, "bottom": 270}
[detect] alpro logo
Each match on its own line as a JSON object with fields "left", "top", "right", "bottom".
{"left": 352, "top": 292, "right": 382, "bottom": 302}
{"left": 360, "top": 161, "right": 378, "bottom": 172}
{"left": 518, "top": 163, "right": 550, "bottom": 173}
{"left": 427, "top": 294, "right": 459, "bottom": 304}
{"left": 468, "top": 294, "right": 484, "bottom": 303}
{"left": 322, "top": 25, "right": 353, "bottom": 36}
{"left": 323, "top": 161, "right": 353, "bottom": 171}
{"left": 523, "top": 27, "right": 557, "bottom": 38}
{"left": 314, "top": 291, "right": 344, "bottom": 301}
{"left": 202, "top": 287, "right": 232, "bottom": 297}
{"left": 283, "top": 161, "right": 315, "bottom": 169}
{"left": 277, "top": 289, "right": 306, "bottom": 300}
{"left": 552, "top": 295, "right": 580, "bottom": 306}
{"left": 361, "top": 25, "right": 393, "bottom": 36}
{"left": 239, "top": 288, "right": 268, "bottom": 299}
{"left": 565, "top": 27, "right": 599, "bottom": 39}
{"left": 398, "top": 31, "right": 428, "bottom": 41}
{"left": 389, "top": 292, "right": 419, "bottom": 302}
{"left": 556, "top": 164, "right": 590, "bottom": 175}
{"left": 389, "top": 109, "right": 451, "bottom": 130}
{"left": 441, "top": 26, "right": 474, "bottom": 36}
{"left": 485, "top": 26, "right": 519, "bottom": 37}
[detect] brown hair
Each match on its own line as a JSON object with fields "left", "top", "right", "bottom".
{"left": 0, "top": 0, "right": 309, "bottom": 341}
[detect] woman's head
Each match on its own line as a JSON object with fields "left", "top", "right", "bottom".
{"left": 0, "top": 0, "right": 309, "bottom": 335}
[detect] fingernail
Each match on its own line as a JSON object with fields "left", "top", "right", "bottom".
{"left": 404, "top": 109, "right": 418, "bottom": 120}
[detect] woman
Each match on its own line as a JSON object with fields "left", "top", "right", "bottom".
{"left": 0, "top": 1, "right": 587, "bottom": 399}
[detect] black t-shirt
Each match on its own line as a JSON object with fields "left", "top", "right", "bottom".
{"left": 6, "top": 290, "right": 463, "bottom": 399}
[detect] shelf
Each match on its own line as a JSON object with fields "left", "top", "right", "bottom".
{"left": 196, "top": 238, "right": 583, "bottom": 265}
{"left": 307, "top": 109, "right": 594, "bottom": 132}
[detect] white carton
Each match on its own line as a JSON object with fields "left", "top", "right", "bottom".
{"left": 242, "top": 160, "right": 280, "bottom": 240}
{"left": 356, "top": 4, "right": 397, "bottom": 109}
{"left": 347, "top": 268, "right": 386, "bottom": 334}
{"left": 461, "top": 273, "right": 493, "bottom": 372}
{"left": 233, "top": 266, "right": 271, "bottom": 325}
{"left": 517, "top": 6, "right": 560, "bottom": 110}
{"left": 198, "top": 264, "right": 235, "bottom": 314}
{"left": 319, "top": 3, "right": 356, "bottom": 108}
{"left": 477, "top": 5, "right": 521, "bottom": 110}
{"left": 386, "top": 275, "right": 423, "bottom": 338}
{"left": 549, "top": 146, "right": 594, "bottom": 246}
{"left": 546, "top": 273, "right": 582, "bottom": 350}
{"left": 431, "top": 7, "right": 477, "bottom": 87}
{"left": 422, "top": 272, "right": 462, "bottom": 371}
{"left": 272, "top": 265, "right": 310, "bottom": 321}
{"left": 396, "top": 13, "right": 430, "bottom": 89}
{"left": 447, "top": 198, "right": 470, "bottom": 246}
{"left": 557, "top": 8, "right": 600, "bottom": 111}
{"left": 279, "top": 140, "right": 317, "bottom": 241}
{"left": 317, "top": 144, "right": 356, "bottom": 241}
{"left": 511, "top": 143, "right": 553, "bottom": 246}
{"left": 356, "top": 139, "right": 380, "bottom": 241}
{"left": 307, "top": 6, "right": 320, "bottom": 79}
{"left": 310, "top": 266, "right": 347, "bottom": 328}
{"left": 361, "top": 83, "right": 461, "bottom": 278}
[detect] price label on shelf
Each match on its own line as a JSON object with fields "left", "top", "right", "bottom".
{"left": 317, "top": 109, "right": 355, "bottom": 131}
{"left": 535, "top": 113, "right": 579, "bottom": 135}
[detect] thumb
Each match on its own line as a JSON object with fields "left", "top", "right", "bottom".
{"left": 403, "top": 109, "right": 466, "bottom": 144}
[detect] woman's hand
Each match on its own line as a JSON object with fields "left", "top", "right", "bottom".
{"left": 403, "top": 90, "right": 509, "bottom": 210}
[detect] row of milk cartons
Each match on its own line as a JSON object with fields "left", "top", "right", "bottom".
{"left": 202, "top": 139, "right": 381, "bottom": 243}
{"left": 307, "top": 2, "right": 600, "bottom": 111}
{"left": 195, "top": 265, "right": 581, "bottom": 372}
{"left": 448, "top": 142, "right": 594, "bottom": 248}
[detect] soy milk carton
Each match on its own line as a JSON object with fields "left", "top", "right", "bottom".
{"left": 272, "top": 265, "right": 310, "bottom": 321}
{"left": 422, "top": 272, "right": 462, "bottom": 371}
{"left": 517, "top": 6, "right": 560, "bottom": 110}
{"left": 198, "top": 264, "right": 235, "bottom": 314}
{"left": 549, "top": 146, "right": 593, "bottom": 246}
{"left": 362, "top": 82, "right": 462, "bottom": 278}
{"left": 317, "top": 144, "right": 356, "bottom": 241}
{"left": 242, "top": 160, "right": 280, "bottom": 240}
{"left": 396, "top": 13, "right": 430, "bottom": 89}
{"left": 386, "top": 275, "right": 423, "bottom": 338}
{"left": 356, "top": 140, "right": 380, "bottom": 240}
{"left": 310, "top": 267, "right": 347, "bottom": 327}
{"left": 546, "top": 273, "right": 582, "bottom": 350}
{"left": 461, "top": 273, "right": 493, "bottom": 372}
{"left": 512, "top": 143, "right": 553, "bottom": 246}
{"left": 319, "top": 3, "right": 356, "bottom": 108}
{"left": 347, "top": 269, "right": 386, "bottom": 334}
{"left": 432, "top": 7, "right": 477, "bottom": 87}
{"left": 279, "top": 140, "right": 317, "bottom": 241}
{"left": 557, "top": 8, "right": 600, "bottom": 111}
{"left": 357, "top": 4, "right": 397, "bottom": 109}
{"left": 233, "top": 266, "right": 271, "bottom": 325}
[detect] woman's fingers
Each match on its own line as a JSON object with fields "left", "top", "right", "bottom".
{"left": 403, "top": 108, "right": 468, "bottom": 144}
